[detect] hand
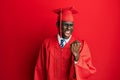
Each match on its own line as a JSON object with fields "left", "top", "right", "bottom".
{"left": 70, "top": 40, "right": 81, "bottom": 61}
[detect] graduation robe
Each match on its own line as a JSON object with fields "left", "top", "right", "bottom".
{"left": 34, "top": 35, "right": 96, "bottom": 80}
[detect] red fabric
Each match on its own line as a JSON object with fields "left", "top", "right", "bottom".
{"left": 61, "top": 10, "right": 73, "bottom": 22}
{"left": 53, "top": 6, "right": 78, "bottom": 22}
{"left": 34, "top": 35, "right": 96, "bottom": 80}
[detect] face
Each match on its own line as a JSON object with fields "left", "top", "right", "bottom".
{"left": 57, "top": 21, "right": 74, "bottom": 39}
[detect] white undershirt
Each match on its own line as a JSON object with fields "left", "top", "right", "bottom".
{"left": 57, "top": 34, "right": 71, "bottom": 47}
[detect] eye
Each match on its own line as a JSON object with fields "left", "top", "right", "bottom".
{"left": 62, "top": 22, "right": 74, "bottom": 27}
{"left": 64, "top": 23, "right": 68, "bottom": 26}
{"left": 70, "top": 24, "right": 74, "bottom": 26}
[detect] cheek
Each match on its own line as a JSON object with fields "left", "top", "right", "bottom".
{"left": 71, "top": 27, "right": 74, "bottom": 31}
{"left": 62, "top": 26, "right": 66, "bottom": 31}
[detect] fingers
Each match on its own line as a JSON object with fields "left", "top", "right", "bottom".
{"left": 75, "top": 40, "right": 80, "bottom": 46}
{"left": 71, "top": 40, "right": 80, "bottom": 48}
{"left": 70, "top": 40, "right": 81, "bottom": 53}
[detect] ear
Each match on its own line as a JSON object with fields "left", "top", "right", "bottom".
{"left": 56, "top": 22, "right": 60, "bottom": 27}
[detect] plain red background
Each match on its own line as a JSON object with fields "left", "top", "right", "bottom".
{"left": 0, "top": 0, "right": 120, "bottom": 80}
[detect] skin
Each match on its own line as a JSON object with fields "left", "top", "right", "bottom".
{"left": 57, "top": 21, "right": 81, "bottom": 61}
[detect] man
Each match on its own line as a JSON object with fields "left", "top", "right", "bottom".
{"left": 34, "top": 7, "right": 96, "bottom": 80}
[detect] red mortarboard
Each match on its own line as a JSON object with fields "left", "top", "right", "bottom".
{"left": 53, "top": 6, "right": 78, "bottom": 38}
{"left": 53, "top": 6, "right": 78, "bottom": 22}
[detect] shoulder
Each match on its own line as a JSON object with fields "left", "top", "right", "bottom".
{"left": 42, "top": 35, "right": 57, "bottom": 46}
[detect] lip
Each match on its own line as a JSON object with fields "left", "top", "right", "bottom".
{"left": 64, "top": 31, "right": 71, "bottom": 37}
{"left": 65, "top": 31, "right": 70, "bottom": 34}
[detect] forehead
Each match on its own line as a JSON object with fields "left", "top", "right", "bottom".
{"left": 62, "top": 21, "right": 74, "bottom": 24}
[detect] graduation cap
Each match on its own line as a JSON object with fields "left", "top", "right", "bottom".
{"left": 53, "top": 6, "right": 78, "bottom": 38}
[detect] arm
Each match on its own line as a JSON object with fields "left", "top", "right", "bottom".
{"left": 75, "top": 41, "right": 96, "bottom": 80}
{"left": 34, "top": 42, "right": 46, "bottom": 80}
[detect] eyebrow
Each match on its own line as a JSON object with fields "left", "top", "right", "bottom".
{"left": 62, "top": 22, "right": 74, "bottom": 24}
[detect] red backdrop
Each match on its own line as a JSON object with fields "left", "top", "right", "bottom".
{"left": 0, "top": 0, "right": 120, "bottom": 80}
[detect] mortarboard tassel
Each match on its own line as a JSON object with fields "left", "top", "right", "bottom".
{"left": 60, "top": 8, "right": 62, "bottom": 38}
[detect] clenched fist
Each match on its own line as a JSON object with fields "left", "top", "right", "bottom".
{"left": 70, "top": 40, "right": 81, "bottom": 61}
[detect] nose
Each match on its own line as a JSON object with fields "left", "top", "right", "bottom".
{"left": 67, "top": 26, "right": 71, "bottom": 30}
{"left": 66, "top": 24, "right": 73, "bottom": 30}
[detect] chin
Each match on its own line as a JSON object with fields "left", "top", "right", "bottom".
{"left": 64, "top": 36, "right": 70, "bottom": 39}
{"left": 62, "top": 33, "right": 71, "bottom": 39}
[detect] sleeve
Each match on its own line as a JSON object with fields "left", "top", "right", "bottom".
{"left": 34, "top": 42, "right": 47, "bottom": 80}
{"left": 75, "top": 41, "right": 96, "bottom": 80}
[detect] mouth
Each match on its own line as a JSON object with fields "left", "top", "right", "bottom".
{"left": 64, "top": 31, "right": 71, "bottom": 37}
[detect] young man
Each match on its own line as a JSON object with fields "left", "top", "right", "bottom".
{"left": 34, "top": 7, "right": 96, "bottom": 80}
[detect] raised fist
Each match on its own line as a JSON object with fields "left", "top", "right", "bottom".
{"left": 70, "top": 40, "right": 81, "bottom": 61}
